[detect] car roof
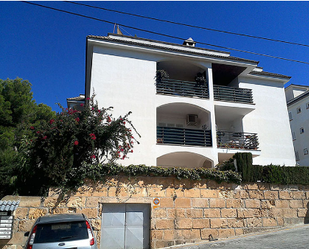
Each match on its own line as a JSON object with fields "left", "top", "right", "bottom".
{"left": 35, "top": 213, "right": 86, "bottom": 225}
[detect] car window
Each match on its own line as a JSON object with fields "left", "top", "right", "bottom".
{"left": 34, "top": 221, "right": 88, "bottom": 243}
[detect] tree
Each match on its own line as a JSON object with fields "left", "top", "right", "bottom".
{"left": 0, "top": 78, "right": 55, "bottom": 198}
{"left": 19, "top": 95, "right": 139, "bottom": 196}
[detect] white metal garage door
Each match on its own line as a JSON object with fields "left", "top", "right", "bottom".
{"left": 101, "top": 203, "right": 150, "bottom": 249}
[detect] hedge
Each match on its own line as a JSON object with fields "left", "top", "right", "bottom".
{"left": 235, "top": 153, "right": 309, "bottom": 185}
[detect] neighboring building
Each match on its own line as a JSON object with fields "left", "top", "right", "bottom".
{"left": 84, "top": 33, "right": 296, "bottom": 167}
{"left": 285, "top": 84, "right": 309, "bottom": 166}
{"left": 67, "top": 94, "right": 85, "bottom": 111}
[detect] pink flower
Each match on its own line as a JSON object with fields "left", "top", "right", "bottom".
{"left": 30, "top": 126, "right": 34, "bottom": 130}
{"left": 80, "top": 103, "right": 84, "bottom": 107}
{"left": 36, "top": 131, "right": 40, "bottom": 134}
{"left": 74, "top": 140, "right": 79, "bottom": 146}
{"left": 89, "top": 133, "right": 96, "bottom": 140}
{"left": 98, "top": 110, "right": 101, "bottom": 113}
{"left": 49, "top": 119, "right": 55, "bottom": 124}
{"left": 86, "top": 97, "right": 90, "bottom": 100}
{"left": 107, "top": 116, "right": 111, "bottom": 122}
{"left": 75, "top": 117, "right": 80, "bottom": 122}
{"left": 130, "top": 150, "right": 133, "bottom": 153}
{"left": 43, "top": 136, "right": 47, "bottom": 140}
{"left": 90, "top": 155, "right": 96, "bottom": 159}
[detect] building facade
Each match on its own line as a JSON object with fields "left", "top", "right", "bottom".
{"left": 285, "top": 84, "right": 309, "bottom": 166}
{"left": 85, "top": 33, "right": 296, "bottom": 168}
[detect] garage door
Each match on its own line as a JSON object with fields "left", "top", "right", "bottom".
{"left": 101, "top": 203, "right": 150, "bottom": 249}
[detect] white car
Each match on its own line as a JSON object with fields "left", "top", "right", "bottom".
{"left": 24, "top": 213, "right": 98, "bottom": 249}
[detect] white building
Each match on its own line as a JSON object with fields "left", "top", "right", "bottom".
{"left": 285, "top": 84, "right": 309, "bottom": 166}
{"left": 85, "top": 33, "right": 296, "bottom": 168}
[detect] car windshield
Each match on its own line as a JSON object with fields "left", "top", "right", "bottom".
{"left": 34, "top": 221, "right": 88, "bottom": 243}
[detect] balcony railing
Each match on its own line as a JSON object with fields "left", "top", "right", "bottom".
{"left": 214, "top": 85, "right": 253, "bottom": 104}
{"left": 217, "top": 131, "right": 259, "bottom": 150}
{"left": 157, "top": 126, "right": 212, "bottom": 147}
{"left": 156, "top": 79, "right": 209, "bottom": 99}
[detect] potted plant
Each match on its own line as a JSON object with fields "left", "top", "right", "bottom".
{"left": 156, "top": 69, "right": 169, "bottom": 84}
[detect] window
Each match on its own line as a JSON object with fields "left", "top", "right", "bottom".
{"left": 295, "top": 151, "right": 300, "bottom": 161}
{"left": 292, "top": 131, "right": 296, "bottom": 140}
{"left": 297, "top": 107, "right": 301, "bottom": 114}
{"left": 300, "top": 127, "right": 305, "bottom": 134}
{"left": 289, "top": 112, "right": 293, "bottom": 120}
{"left": 304, "top": 148, "right": 308, "bottom": 155}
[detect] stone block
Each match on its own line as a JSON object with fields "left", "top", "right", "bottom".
{"left": 181, "top": 229, "right": 200, "bottom": 239}
{"left": 279, "top": 191, "right": 292, "bottom": 200}
{"left": 245, "top": 183, "right": 259, "bottom": 190}
{"left": 297, "top": 208, "right": 307, "bottom": 218}
{"left": 234, "top": 190, "right": 249, "bottom": 199}
{"left": 159, "top": 198, "right": 174, "bottom": 208}
{"left": 28, "top": 208, "right": 48, "bottom": 220}
{"left": 282, "top": 208, "right": 297, "bottom": 218}
{"left": 262, "top": 218, "right": 277, "bottom": 227}
{"left": 191, "top": 209, "right": 203, "bottom": 218}
{"left": 218, "top": 228, "right": 235, "bottom": 238}
{"left": 275, "top": 200, "right": 290, "bottom": 208}
{"left": 86, "top": 197, "right": 101, "bottom": 208}
{"left": 163, "top": 230, "right": 174, "bottom": 240}
{"left": 235, "top": 228, "right": 244, "bottom": 236}
{"left": 201, "top": 228, "right": 218, "bottom": 240}
{"left": 167, "top": 209, "right": 176, "bottom": 219}
{"left": 66, "top": 197, "right": 86, "bottom": 208}
{"left": 91, "top": 219, "right": 101, "bottom": 231}
{"left": 264, "top": 191, "right": 279, "bottom": 200}
{"left": 209, "top": 199, "right": 225, "bottom": 208}
{"left": 227, "top": 218, "right": 245, "bottom": 228}
{"left": 147, "top": 187, "right": 166, "bottom": 197}
{"left": 245, "top": 217, "right": 262, "bottom": 227}
{"left": 153, "top": 208, "right": 167, "bottom": 218}
{"left": 226, "top": 199, "right": 242, "bottom": 208}
{"left": 210, "top": 218, "right": 228, "bottom": 228}
{"left": 201, "top": 189, "right": 219, "bottom": 198}
{"left": 237, "top": 209, "right": 255, "bottom": 218}
{"left": 184, "top": 188, "right": 200, "bottom": 198}
{"left": 156, "top": 219, "right": 174, "bottom": 230}
{"left": 19, "top": 197, "right": 42, "bottom": 207}
{"left": 221, "top": 209, "right": 237, "bottom": 218}
{"left": 289, "top": 200, "right": 303, "bottom": 209}
{"left": 192, "top": 198, "right": 209, "bottom": 208}
{"left": 248, "top": 190, "right": 264, "bottom": 199}
{"left": 245, "top": 199, "right": 261, "bottom": 209}
{"left": 290, "top": 191, "right": 305, "bottom": 200}
{"left": 15, "top": 208, "right": 29, "bottom": 219}
{"left": 151, "top": 230, "right": 163, "bottom": 239}
{"left": 204, "top": 209, "right": 220, "bottom": 218}
{"left": 18, "top": 220, "right": 35, "bottom": 232}
{"left": 176, "top": 209, "right": 187, "bottom": 218}
{"left": 175, "top": 198, "right": 191, "bottom": 208}
{"left": 192, "top": 219, "right": 210, "bottom": 229}
{"left": 76, "top": 208, "right": 97, "bottom": 219}
{"left": 176, "top": 218, "right": 192, "bottom": 229}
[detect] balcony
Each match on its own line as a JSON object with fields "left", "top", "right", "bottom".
{"left": 157, "top": 126, "right": 212, "bottom": 147}
{"left": 214, "top": 85, "right": 253, "bottom": 104}
{"left": 217, "top": 131, "right": 259, "bottom": 150}
{"left": 156, "top": 79, "right": 209, "bottom": 99}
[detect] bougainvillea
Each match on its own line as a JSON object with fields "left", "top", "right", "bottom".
{"left": 27, "top": 94, "right": 140, "bottom": 194}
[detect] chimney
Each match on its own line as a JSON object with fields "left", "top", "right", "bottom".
{"left": 183, "top": 37, "right": 196, "bottom": 47}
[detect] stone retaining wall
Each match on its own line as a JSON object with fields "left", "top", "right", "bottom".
{"left": 1, "top": 176, "right": 309, "bottom": 249}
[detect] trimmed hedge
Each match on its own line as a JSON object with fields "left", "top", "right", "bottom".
{"left": 235, "top": 153, "right": 309, "bottom": 185}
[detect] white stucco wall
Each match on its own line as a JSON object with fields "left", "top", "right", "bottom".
{"left": 90, "top": 46, "right": 158, "bottom": 166}
{"left": 240, "top": 77, "right": 296, "bottom": 166}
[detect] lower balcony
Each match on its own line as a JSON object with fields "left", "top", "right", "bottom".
{"left": 217, "top": 131, "right": 259, "bottom": 150}
{"left": 157, "top": 126, "right": 212, "bottom": 147}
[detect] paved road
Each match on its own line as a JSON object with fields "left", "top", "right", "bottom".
{"left": 166, "top": 225, "right": 309, "bottom": 249}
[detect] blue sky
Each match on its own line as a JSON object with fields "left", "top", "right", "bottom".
{"left": 1, "top": 1, "right": 309, "bottom": 111}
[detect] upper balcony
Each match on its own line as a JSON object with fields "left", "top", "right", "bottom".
{"left": 156, "top": 78, "right": 209, "bottom": 99}
{"left": 214, "top": 85, "right": 253, "bottom": 104}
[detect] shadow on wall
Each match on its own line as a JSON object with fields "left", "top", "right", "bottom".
{"left": 305, "top": 202, "right": 309, "bottom": 224}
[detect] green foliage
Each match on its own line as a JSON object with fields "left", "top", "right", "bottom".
{"left": 20, "top": 95, "right": 140, "bottom": 195}
{"left": 77, "top": 163, "right": 242, "bottom": 188}
{"left": 216, "top": 158, "right": 236, "bottom": 171}
{"left": 0, "top": 78, "right": 55, "bottom": 198}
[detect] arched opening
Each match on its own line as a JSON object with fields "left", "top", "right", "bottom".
{"left": 157, "top": 152, "right": 213, "bottom": 168}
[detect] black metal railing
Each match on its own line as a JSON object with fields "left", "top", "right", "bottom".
{"left": 214, "top": 85, "right": 253, "bottom": 104}
{"left": 156, "top": 79, "right": 209, "bottom": 99}
{"left": 157, "top": 126, "right": 212, "bottom": 147}
{"left": 217, "top": 131, "right": 258, "bottom": 150}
